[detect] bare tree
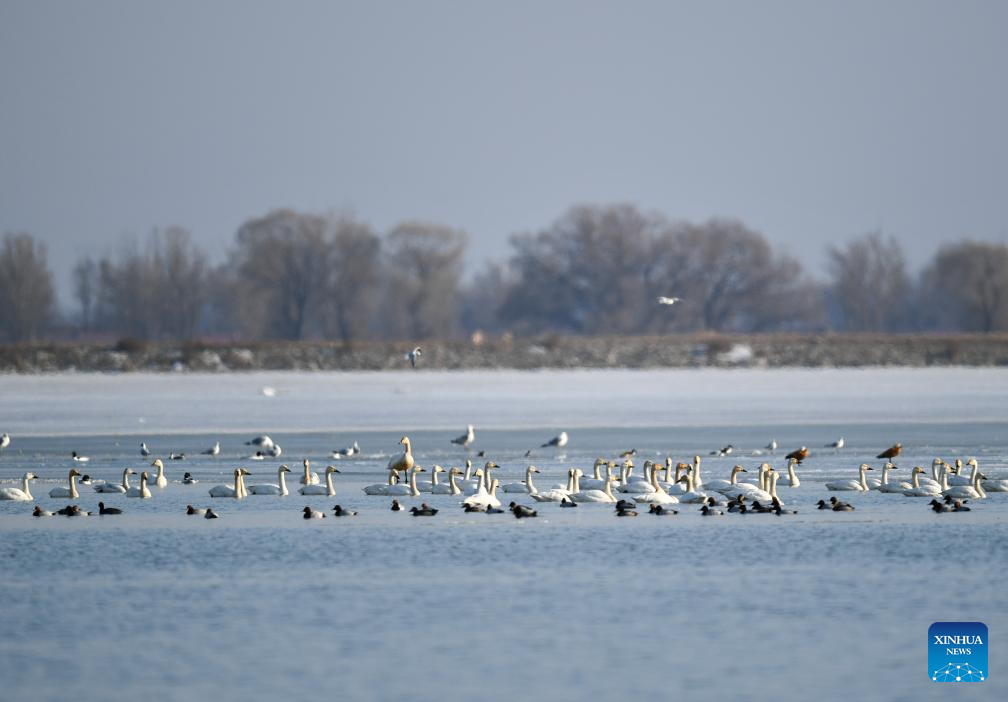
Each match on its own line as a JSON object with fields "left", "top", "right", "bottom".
{"left": 827, "top": 232, "right": 910, "bottom": 331}
{"left": 230, "top": 210, "right": 329, "bottom": 340}
{"left": 0, "top": 232, "right": 55, "bottom": 342}
{"left": 321, "top": 216, "right": 382, "bottom": 343}
{"left": 153, "top": 228, "right": 209, "bottom": 339}
{"left": 72, "top": 257, "right": 99, "bottom": 333}
{"left": 384, "top": 222, "right": 468, "bottom": 339}
{"left": 921, "top": 240, "right": 1008, "bottom": 332}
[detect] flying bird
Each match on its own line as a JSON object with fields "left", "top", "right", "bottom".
{"left": 877, "top": 442, "right": 902, "bottom": 462}
{"left": 451, "top": 425, "right": 475, "bottom": 449}
{"left": 406, "top": 346, "right": 422, "bottom": 368}
{"left": 541, "top": 431, "right": 568, "bottom": 449}
{"left": 657, "top": 296, "right": 681, "bottom": 306}
{"left": 784, "top": 446, "right": 810, "bottom": 464}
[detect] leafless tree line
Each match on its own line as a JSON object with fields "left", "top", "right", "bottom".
{"left": 1, "top": 205, "right": 1007, "bottom": 343}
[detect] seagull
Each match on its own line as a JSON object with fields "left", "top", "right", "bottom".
{"left": 451, "top": 425, "right": 475, "bottom": 449}
{"left": 541, "top": 431, "right": 568, "bottom": 449}
{"left": 825, "top": 437, "right": 845, "bottom": 453}
{"left": 245, "top": 435, "right": 274, "bottom": 450}
{"left": 332, "top": 441, "right": 361, "bottom": 458}
{"left": 406, "top": 346, "right": 422, "bottom": 369}
{"left": 0, "top": 433, "right": 10, "bottom": 451}
{"left": 766, "top": 439, "right": 778, "bottom": 454}
{"left": 785, "top": 446, "right": 810, "bottom": 464}
{"left": 657, "top": 296, "right": 681, "bottom": 306}
{"left": 140, "top": 442, "right": 151, "bottom": 457}
{"left": 202, "top": 441, "right": 220, "bottom": 456}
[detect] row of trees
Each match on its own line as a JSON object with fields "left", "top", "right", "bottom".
{"left": 2, "top": 204, "right": 1007, "bottom": 343}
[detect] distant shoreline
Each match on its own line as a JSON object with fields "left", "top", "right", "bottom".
{"left": 2, "top": 333, "right": 1007, "bottom": 373}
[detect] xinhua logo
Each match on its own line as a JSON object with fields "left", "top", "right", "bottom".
{"left": 929, "top": 622, "right": 988, "bottom": 682}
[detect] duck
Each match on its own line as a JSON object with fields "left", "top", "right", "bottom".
{"left": 183, "top": 472, "right": 198, "bottom": 485}
{"left": 825, "top": 464, "right": 872, "bottom": 491}
{"left": 332, "top": 441, "right": 361, "bottom": 458}
{"left": 97, "top": 502, "right": 122, "bottom": 515}
{"left": 432, "top": 468, "right": 464, "bottom": 496}
{"left": 486, "top": 505, "right": 505, "bottom": 514}
{"left": 390, "top": 499, "right": 403, "bottom": 511}
{"left": 877, "top": 442, "right": 902, "bottom": 464}
{"left": 387, "top": 466, "right": 426, "bottom": 497}
{"left": 700, "top": 505, "right": 723, "bottom": 516}
{"left": 559, "top": 496, "right": 578, "bottom": 508}
{"left": 784, "top": 446, "right": 809, "bottom": 464}
{"left": 186, "top": 505, "right": 207, "bottom": 516}
{"left": 149, "top": 459, "right": 168, "bottom": 488}
{"left": 816, "top": 499, "right": 831, "bottom": 510}
{"left": 615, "top": 507, "right": 638, "bottom": 517}
{"left": 771, "top": 497, "right": 797, "bottom": 515}
{"left": 55, "top": 504, "right": 77, "bottom": 515}
{"left": 502, "top": 466, "right": 541, "bottom": 494}
{"left": 169, "top": 452, "right": 186, "bottom": 461}
{"left": 66, "top": 505, "right": 91, "bottom": 516}
{"left": 0, "top": 472, "right": 37, "bottom": 501}
{"left": 450, "top": 425, "right": 476, "bottom": 449}
{"left": 125, "top": 471, "right": 152, "bottom": 498}
{"left": 831, "top": 499, "right": 855, "bottom": 512}
{"left": 929, "top": 499, "right": 948, "bottom": 513}
{"left": 202, "top": 441, "right": 221, "bottom": 456}
{"left": 32, "top": 505, "right": 55, "bottom": 517}
{"left": 464, "top": 503, "right": 486, "bottom": 512}
{"left": 302, "top": 506, "right": 326, "bottom": 519}
{"left": 902, "top": 467, "right": 942, "bottom": 497}
{"left": 649, "top": 504, "right": 677, "bottom": 515}
{"left": 71, "top": 451, "right": 90, "bottom": 463}
{"left": 208, "top": 469, "right": 249, "bottom": 498}
{"left": 49, "top": 469, "right": 83, "bottom": 499}
{"left": 331, "top": 505, "right": 357, "bottom": 517}
{"left": 247, "top": 465, "right": 292, "bottom": 496}
{"left": 410, "top": 503, "right": 439, "bottom": 516}
{"left": 952, "top": 499, "right": 971, "bottom": 512}
{"left": 299, "top": 466, "right": 340, "bottom": 497}
{"left": 510, "top": 502, "right": 538, "bottom": 518}
{"left": 204, "top": 508, "right": 219, "bottom": 519}
{"left": 140, "top": 442, "right": 151, "bottom": 457}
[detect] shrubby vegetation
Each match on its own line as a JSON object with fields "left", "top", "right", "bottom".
{"left": 2, "top": 205, "right": 1007, "bottom": 343}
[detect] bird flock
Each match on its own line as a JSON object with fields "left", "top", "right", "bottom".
{"left": 2, "top": 430, "right": 1003, "bottom": 521}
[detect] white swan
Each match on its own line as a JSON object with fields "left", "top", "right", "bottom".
{"left": 433, "top": 468, "right": 464, "bottom": 495}
{"left": 126, "top": 471, "right": 152, "bottom": 499}
{"left": 208, "top": 469, "right": 248, "bottom": 499}
{"left": 531, "top": 469, "right": 575, "bottom": 502}
{"left": 463, "top": 464, "right": 496, "bottom": 496}
{"left": 877, "top": 463, "right": 912, "bottom": 493}
{"left": 975, "top": 458, "right": 1008, "bottom": 492}
{"left": 826, "top": 464, "right": 873, "bottom": 491}
{"left": 0, "top": 472, "right": 37, "bottom": 501}
{"left": 94, "top": 468, "right": 136, "bottom": 494}
{"left": 945, "top": 459, "right": 974, "bottom": 486}
{"left": 672, "top": 470, "right": 708, "bottom": 503}
{"left": 386, "top": 466, "right": 425, "bottom": 497}
{"left": 632, "top": 465, "right": 680, "bottom": 504}
{"left": 248, "top": 465, "right": 292, "bottom": 496}
{"left": 49, "top": 469, "right": 82, "bottom": 499}
{"left": 149, "top": 459, "right": 168, "bottom": 488}
{"left": 363, "top": 469, "right": 399, "bottom": 496}
{"left": 502, "top": 466, "right": 541, "bottom": 494}
{"left": 703, "top": 465, "right": 748, "bottom": 492}
{"left": 299, "top": 459, "right": 320, "bottom": 485}
{"left": 463, "top": 477, "right": 503, "bottom": 509}
{"left": 903, "top": 466, "right": 942, "bottom": 497}
{"left": 782, "top": 458, "right": 800, "bottom": 488}
{"left": 418, "top": 465, "right": 446, "bottom": 493}
{"left": 579, "top": 459, "right": 612, "bottom": 491}
{"left": 943, "top": 468, "right": 986, "bottom": 500}
{"left": 300, "top": 466, "right": 340, "bottom": 496}
{"left": 720, "top": 464, "right": 771, "bottom": 501}
{"left": 571, "top": 471, "right": 617, "bottom": 503}
{"left": 617, "top": 460, "right": 654, "bottom": 493}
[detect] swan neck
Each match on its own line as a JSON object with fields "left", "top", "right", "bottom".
{"left": 449, "top": 471, "right": 460, "bottom": 495}
{"left": 326, "top": 471, "right": 335, "bottom": 496}
{"left": 279, "top": 469, "right": 288, "bottom": 496}
{"left": 70, "top": 472, "right": 79, "bottom": 499}
{"left": 526, "top": 469, "right": 536, "bottom": 494}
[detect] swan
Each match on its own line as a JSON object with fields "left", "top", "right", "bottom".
{"left": 332, "top": 440, "right": 360, "bottom": 458}
{"left": 943, "top": 468, "right": 987, "bottom": 500}
{"left": 388, "top": 436, "right": 415, "bottom": 476}
{"left": 363, "top": 469, "right": 399, "bottom": 496}
{"left": 418, "top": 465, "right": 446, "bottom": 493}
{"left": 781, "top": 458, "right": 800, "bottom": 488}
{"left": 903, "top": 466, "right": 942, "bottom": 497}
{"left": 202, "top": 441, "right": 221, "bottom": 456}
{"left": 945, "top": 459, "right": 974, "bottom": 486}
{"left": 71, "top": 451, "right": 89, "bottom": 463}
{"left": 672, "top": 470, "right": 708, "bottom": 503}
{"left": 149, "top": 459, "right": 168, "bottom": 488}
{"left": 826, "top": 464, "right": 873, "bottom": 491}
{"left": 432, "top": 468, "right": 464, "bottom": 495}
{"left": 720, "top": 464, "right": 771, "bottom": 501}
{"left": 531, "top": 468, "right": 574, "bottom": 502}
{"left": 976, "top": 457, "right": 1008, "bottom": 492}
{"left": 300, "top": 466, "right": 340, "bottom": 496}
{"left": 247, "top": 465, "right": 292, "bottom": 495}
{"left": 94, "top": 468, "right": 136, "bottom": 494}
{"left": 302, "top": 506, "right": 326, "bottom": 519}
{"left": 208, "top": 469, "right": 248, "bottom": 498}
{"left": 618, "top": 460, "right": 654, "bottom": 493}
{"left": 703, "top": 465, "right": 748, "bottom": 493}
{"left": 571, "top": 471, "right": 617, "bottom": 504}
{"left": 49, "top": 469, "right": 82, "bottom": 499}
{"left": 0, "top": 472, "right": 37, "bottom": 501}
{"left": 502, "top": 466, "right": 542, "bottom": 494}
{"left": 877, "top": 463, "right": 912, "bottom": 493}
{"left": 580, "top": 459, "right": 613, "bottom": 491}
{"left": 631, "top": 465, "right": 679, "bottom": 505}
{"left": 126, "top": 471, "right": 152, "bottom": 498}
{"left": 299, "top": 459, "right": 320, "bottom": 485}
{"left": 463, "top": 476, "right": 503, "bottom": 509}
{"left": 464, "top": 463, "right": 497, "bottom": 496}
{"left": 386, "top": 466, "right": 425, "bottom": 497}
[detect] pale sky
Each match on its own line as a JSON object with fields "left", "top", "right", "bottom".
{"left": 2, "top": 0, "right": 1006, "bottom": 304}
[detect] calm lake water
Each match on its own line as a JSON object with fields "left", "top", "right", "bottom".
{"left": 1, "top": 369, "right": 1006, "bottom": 701}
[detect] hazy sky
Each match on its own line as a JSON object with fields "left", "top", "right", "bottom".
{"left": 2, "top": 0, "right": 1006, "bottom": 304}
